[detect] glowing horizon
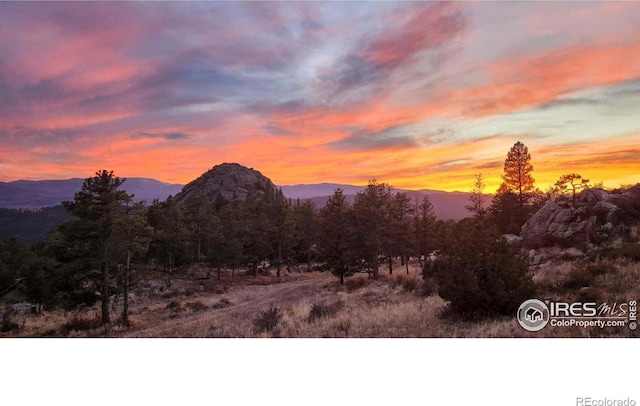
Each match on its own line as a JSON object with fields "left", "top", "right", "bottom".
{"left": 1, "top": 2, "right": 640, "bottom": 193}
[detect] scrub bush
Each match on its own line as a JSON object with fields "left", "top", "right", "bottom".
{"left": 428, "top": 222, "right": 535, "bottom": 320}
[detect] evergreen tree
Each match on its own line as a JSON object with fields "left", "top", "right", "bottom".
{"left": 54, "top": 170, "right": 134, "bottom": 325}
{"left": 0, "top": 239, "right": 55, "bottom": 307}
{"left": 431, "top": 220, "right": 535, "bottom": 320}
{"left": 292, "top": 200, "right": 318, "bottom": 272}
{"left": 414, "top": 195, "right": 437, "bottom": 272}
{"left": 352, "top": 180, "right": 392, "bottom": 278}
{"left": 465, "top": 173, "right": 487, "bottom": 219}
{"left": 240, "top": 190, "right": 273, "bottom": 276}
{"left": 267, "top": 189, "right": 294, "bottom": 277}
{"left": 213, "top": 201, "right": 245, "bottom": 281}
{"left": 317, "top": 189, "right": 357, "bottom": 285}
{"left": 490, "top": 142, "right": 536, "bottom": 233}
{"left": 182, "top": 192, "right": 216, "bottom": 263}
{"left": 387, "top": 192, "right": 415, "bottom": 274}
{"left": 111, "top": 201, "right": 152, "bottom": 326}
{"left": 489, "top": 182, "right": 521, "bottom": 235}
{"left": 147, "top": 197, "right": 188, "bottom": 274}
{"left": 555, "top": 173, "right": 589, "bottom": 206}
{"left": 502, "top": 141, "right": 535, "bottom": 207}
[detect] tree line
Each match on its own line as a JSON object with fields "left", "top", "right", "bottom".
{"left": 1, "top": 141, "right": 594, "bottom": 324}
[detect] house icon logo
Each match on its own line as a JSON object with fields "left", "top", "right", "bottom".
{"left": 525, "top": 306, "right": 544, "bottom": 323}
{"left": 517, "top": 299, "right": 550, "bottom": 331}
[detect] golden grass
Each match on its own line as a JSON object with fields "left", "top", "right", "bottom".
{"left": 274, "top": 282, "right": 447, "bottom": 338}
{"left": 3, "top": 258, "right": 639, "bottom": 338}
{"left": 532, "top": 260, "right": 578, "bottom": 288}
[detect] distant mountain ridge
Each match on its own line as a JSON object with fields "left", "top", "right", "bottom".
{"left": 280, "top": 183, "right": 368, "bottom": 199}
{"left": 281, "top": 183, "right": 488, "bottom": 221}
{"left": 0, "top": 177, "right": 184, "bottom": 209}
{"left": 0, "top": 172, "right": 487, "bottom": 220}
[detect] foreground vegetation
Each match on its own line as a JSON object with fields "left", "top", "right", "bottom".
{"left": 2, "top": 254, "right": 638, "bottom": 338}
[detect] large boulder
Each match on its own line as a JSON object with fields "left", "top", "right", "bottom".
{"left": 521, "top": 188, "right": 619, "bottom": 248}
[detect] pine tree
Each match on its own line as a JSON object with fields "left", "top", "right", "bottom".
{"left": 215, "top": 201, "right": 245, "bottom": 281}
{"left": 389, "top": 192, "right": 415, "bottom": 274}
{"left": 490, "top": 142, "right": 536, "bottom": 234}
{"left": 111, "top": 201, "right": 152, "bottom": 326}
{"left": 147, "top": 197, "right": 187, "bottom": 274}
{"left": 465, "top": 173, "right": 487, "bottom": 219}
{"left": 55, "top": 170, "right": 134, "bottom": 325}
{"left": 182, "top": 191, "right": 215, "bottom": 264}
{"left": 317, "top": 189, "right": 357, "bottom": 285}
{"left": 292, "top": 200, "right": 318, "bottom": 272}
{"left": 555, "top": 174, "right": 589, "bottom": 206}
{"left": 267, "top": 189, "right": 294, "bottom": 277}
{"left": 502, "top": 141, "right": 535, "bottom": 207}
{"left": 490, "top": 182, "right": 521, "bottom": 234}
{"left": 414, "top": 195, "right": 437, "bottom": 272}
{"left": 240, "top": 190, "right": 273, "bottom": 276}
{"left": 352, "top": 180, "right": 392, "bottom": 279}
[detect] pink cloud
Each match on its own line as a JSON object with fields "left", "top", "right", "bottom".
{"left": 439, "top": 39, "right": 640, "bottom": 117}
{"left": 362, "top": 2, "right": 464, "bottom": 69}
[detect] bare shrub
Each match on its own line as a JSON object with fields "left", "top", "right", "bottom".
{"left": 561, "top": 261, "right": 616, "bottom": 290}
{"left": 166, "top": 301, "right": 182, "bottom": 313}
{"left": 345, "top": 275, "right": 368, "bottom": 292}
{"left": 1, "top": 309, "right": 20, "bottom": 333}
{"left": 61, "top": 315, "right": 102, "bottom": 334}
{"left": 324, "top": 297, "right": 446, "bottom": 338}
{"left": 610, "top": 243, "right": 640, "bottom": 262}
{"left": 159, "top": 290, "right": 178, "bottom": 299}
{"left": 576, "top": 287, "right": 605, "bottom": 304}
{"left": 185, "top": 301, "right": 207, "bottom": 312}
{"left": 308, "top": 301, "right": 343, "bottom": 322}
{"left": 421, "top": 276, "right": 437, "bottom": 296}
{"left": 584, "top": 262, "right": 617, "bottom": 276}
{"left": 214, "top": 285, "right": 228, "bottom": 295}
{"left": 561, "top": 266, "right": 595, "bottom": 289}
{"left": 393, "top": 274, "right": 422, "bottom": 292}
{"left": 332, "top": 319, "right": 351, "bottom": 336}
{"left": 200, "top": 280, "right": 217, "bottom": 292}
{"left": 212, "top": 298, "right": 232, "bottom": 309}
{"left": 253, "top": 305, "right": 281, "bottom": 333}
{"left": 532, "top": 261, "right": 575, "bottom": 288}
{"left": 596, "top": 260, "right": 640, "bottom": 295}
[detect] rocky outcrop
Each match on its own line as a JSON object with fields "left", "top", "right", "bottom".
{"left": 521, "top": 188, "right": 620, "bottom": 248}
{"left": 173, "top": 163, "right": 279, "bottom": 205}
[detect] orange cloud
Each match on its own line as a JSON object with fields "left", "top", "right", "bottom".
{"left": 449, "top": 41, "right": 640, "bottom": 117}
{"left": 1, "top": 2, "right": 639, "bottom": 196}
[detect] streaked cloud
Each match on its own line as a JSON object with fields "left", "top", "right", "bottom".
{"left": 0, "top": 1, "right": 639, "bottom": 192}
{"left": 132, "top": 132, "right": 193, "bottom": 141}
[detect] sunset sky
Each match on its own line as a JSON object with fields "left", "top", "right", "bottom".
{"left": 1, "top": 1, "right": 640, "bottom": 192}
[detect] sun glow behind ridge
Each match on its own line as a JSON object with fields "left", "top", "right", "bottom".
{"left": 0, "top": 2, "right": 639, "bottom": 192}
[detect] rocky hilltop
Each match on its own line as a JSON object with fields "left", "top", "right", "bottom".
{"left": 521, "top": 185, "right": 640, "bottom": 248}
{"left": 173, "top": 163, "right": 279, "bottom": 205}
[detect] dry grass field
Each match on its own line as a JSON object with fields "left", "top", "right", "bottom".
{"left": 2, "top": 256, "right": 639, "bottom": 338}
